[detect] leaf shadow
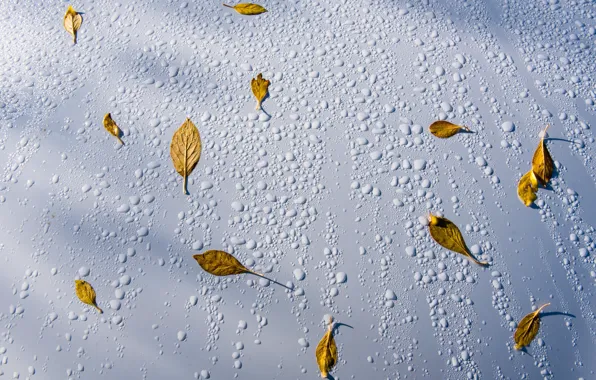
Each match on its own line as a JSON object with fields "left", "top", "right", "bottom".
{"left": 545, "top": 137, "right": 573, "bottom": 144}
{"left": 332, "top": 322, "right": 354, "bottom": 334}
{"left": 458, "top": 129, "right": 476, "bottom": 135}
{"left": 537, "top": 167, "right": 559, "bottom": 192}
{"left": 115, "top": 130, "right": 125, "bottom": 146}
{"left": 516, "top": 346, "right": 535, "bottom": 357}
{"left": 540, "top": 311, "right": 576, "bottom": 319}
{"left": 259, "top": 105, "right": 271, "bottom": 119}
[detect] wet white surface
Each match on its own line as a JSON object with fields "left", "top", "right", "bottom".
{"left": 0, "top": 0, "right": 595, "bottom": 379}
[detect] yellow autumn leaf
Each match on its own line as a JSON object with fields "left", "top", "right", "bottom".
{"left": 517, "top": 170, "right": 538, "bottom": 207}
{"left": 315, "top": 316, "right": 337, "bottom": 378}
{"left": 531, "top": 125, "right": 554, "bottom": 186}
{"left": 251, "top": 73, "right": 270, "bottom": 110}
{"left": 223, "top": 3, "right": 268, "bottom": 15}
{"left": 193, "top": 250, "right": 292, "bottom": 290}
{"left": 428, "top": 214, "right": 488, "bottom": 266}
{"left": 170, "top": 118, "right": 202, "bottom": 195}
{"left": 63, "top": 6, "right": 83, "bottom": 44}
{"left": 103, "top": 113, "right": 124, "bottom": 145}
{"left": 514, "top": 303, "right": 550, "bottom": 350}
{"left": 428, "top": 120, "right": 469, "bottom": 138}
{"left": 75, "top": 279, "right": 102, "bottom": 313}
{"left": 193, "top": 250, "right": 251, "bottom": 276}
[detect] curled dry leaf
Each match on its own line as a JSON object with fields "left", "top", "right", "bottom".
{"left": 75, "top": 280, "right": 102, "bottom": 313}
{"left": 103, "top": 113, "right": 124, "bottom": 145}
{"left": 428, "top": 214, "right": 488, "bottom": 266}
{"left": 514, "top": 303, "right": 550, "bottom": 350}
{"left": 193, "top": 250, "right": 251, "bottom": 276}
{"left": 531, "top": 125, "right": 554, "bottom": 186}
{"left": 251, "top": 73, "right": 270, "bottom": 110}
{"left": 223, "top": 3, "right": 268, "bottom": 15}
{"left": 63, "top": 6, "right": 82, "bottom": 44}
{"left": 316, "top": 316, "right": 337, "bottom": 378}
{"left": 517, "top": 170, "right": 538, "bottom": 207}
{"left": 170, "top": 118, "right": 202, "bottom": 195}
{"left": 428, "top": 120, "right": 469, "bottom": 138}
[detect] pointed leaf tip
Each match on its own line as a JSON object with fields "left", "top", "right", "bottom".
{"left": 74, "top": 279, "right": 102, "bottom": 314}
{"left": 429, "top": 120, "right": 467, "bottom": 138}
{"left": 170, "top": 118, "right": 202, "bottom": 195}
{"left": 103, "top": 113, "right": 124, "bottom": 144}
{"left": 428, "top": 215, "right": 487, "bottom": 266}
{"left": 224, "top": 3, "right": 268, "bottom": 15}
{"left": 64, "top": 6, "right": 82, "bottom": 44}
{"left": 514, "top": 303, "right": 550, "bottom": 350}
{"left": 193, "top": 250, "right": 249, "bottom": 276}
{"left": 532, "top": 126, "right": 554, "bottom": 186}
{"left": 316, "top": 324, "right": 338, "bottom": 378}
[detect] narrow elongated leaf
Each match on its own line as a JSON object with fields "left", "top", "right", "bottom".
{"left": 251, "top": 73, "right": 270, "bottom": 110}
{"left": 517, "top": 170, "right": 538, "bottom": 207}
{"left": 531, "top": 125, "right": 554, "bottom": 186}
{"left": 428, "top": 214, "right": 488, "bottom": 266}
{"left": 75, "top": 280, "right": 102, "bottom": 313}
{"left": 103, "top": 113, "right": 124, "bottom": 144}
{"left": 64, "top": 6, "right": 82, "bottom": 44}
{"left": 514, "top": 303, "right": 550, "bottom": 350}
{"left": 170, "top": 118, "right": 202, "bottom": 195}
{"left": 429, "top": 120, "right": 469, "bottom": 138}
{"left": 316, "top": 317, "right": 337, "bottom": 378}
{"left": 223, "top": 3, "right": 268, "bottom": 15}
{"left": 193, "top": 250, "right": 250, "bottom": 276}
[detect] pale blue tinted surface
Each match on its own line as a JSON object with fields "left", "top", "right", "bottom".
{"left": 0, "top": 0, "right": 594, "bottom": 379}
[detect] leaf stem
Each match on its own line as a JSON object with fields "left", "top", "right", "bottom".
{"left": 247, "top": 270, "right": 293, "bottom": 290}
{"left": 183, "top": 174, "right": 188, "bottom": 195}
{"left": 326, "top": 316, "right": 335, "bottom": 332}
{"left": 534, "top": 303, "right": 550, "bottom": 316}
{"left": 116, "top": 136, "right": 124, "bottom": 145}
{"left": 95, "top": 305, "right": 103, "bottom": 314}
{"left": 247, "top": 269, "right": 264, "bottom": 277}
{"left": 470, "top": 256, "right": 489, "bottom": 266}
{"left": 540, "top": 124, "right": 550, "bottom": 140}
{"left": 223, "top": 3, "right": 233, "bottom": 8}
{"left": 256, "top": 100, "right": 261, "bottom": 110}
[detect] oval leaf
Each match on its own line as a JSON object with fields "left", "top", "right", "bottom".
{"left": 517, "top": 170, "right": 538, "bottom": 207}
{"left": 64, "top": 6, "right": 82, "bottom": 44}
{"left": 531, "top": 126, "right": 554, "bottom": 186}
{"left": 428, "top": 120, "right": 469, "bottom": 138}
{"left": 223, "top": 3, "right": 268, "bottom": 15}
{"left": 316, "top": 321, "right": 337, "bottom": 378}
{"left": 170, "top": 118, "right": 202, "bottom": 195}
{"left": 428, "top": 214, "right": 488, "bottom": 266}
{"left": 193, "top": 250, "right": 250, "bottom": 276}
{"left": 514, "top": 303, "right": 550, "bottom": 350}
{"left": 75, "top": 279, "right": 102, "bottom": 313}
{"left": 103, "top": 113, "right": 124, "bottom": 144}
{"left": 251, "top": 73, "right": 270, "bottom": 110}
